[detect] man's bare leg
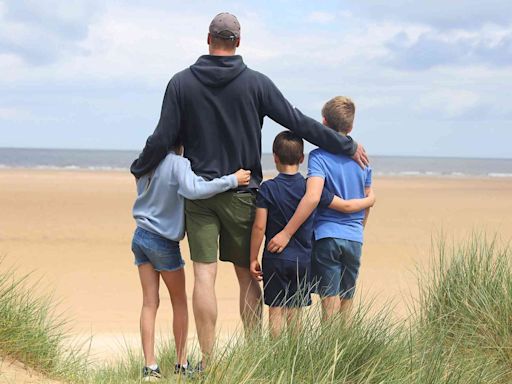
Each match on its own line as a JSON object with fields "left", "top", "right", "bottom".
{"left": 234, "top": 265, "right": 262, "bottom": 335}
{"left": 192, "top": 261, "right": 218, "bottom": 367}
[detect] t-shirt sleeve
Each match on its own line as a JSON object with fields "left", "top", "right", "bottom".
{"left": 365, "top": 167, "right": 373, "bottom": 188}
{"left": 307, "top": 151, "right": 326, "bottom": 178}
{"left": 319, "top": 187, "right": 334, "bottom": 208}
{"left": 255, "top": 183, "right": 271, "bottom": 209}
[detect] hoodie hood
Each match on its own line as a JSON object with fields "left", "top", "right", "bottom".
{"left": 190, "top": 55, "right": 247, "bottom": 88}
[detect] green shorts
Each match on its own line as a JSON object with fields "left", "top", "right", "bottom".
{"left": 185, "top": 191, "right": 256, "bottom": 267}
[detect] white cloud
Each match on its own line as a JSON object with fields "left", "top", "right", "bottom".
{"left": 0, "top": 5, "right": 292, "bottom": 87}
{"left": 386, "top": 23, "right": 512, "bottom": 70}
{"left": 416, "top": 89, "right": 480, "bottom": 117}
{"left": 0, "top": 107, "right": 31, "bottom": 120}
{"left": 307, "top": 11, "right": 335, "bottom": 24}
{"left": 0, "top": 1, "right": 511, "bottom": 156}
{"left": 349, "top": 1, "right": 512, "bottom": 28}
{"left": 0, "top": 53, "right": 27, "bottom": 82}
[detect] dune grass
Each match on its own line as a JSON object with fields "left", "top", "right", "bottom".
{"left": 0, "top": 265, "right": 89, "bottom": 381}
{"left": 413, "top": 235, "right": 512, "bottom": 383}
{"left": 1, "top": 234, "right": 511, "bottom": 383}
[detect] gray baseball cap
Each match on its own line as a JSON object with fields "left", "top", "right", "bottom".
{"left": 209, "top": 12, "right": 240, "bottom": 40}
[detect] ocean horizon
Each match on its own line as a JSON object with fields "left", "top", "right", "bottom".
{"left": 1, "top": 147, "right": 511, "bottom": 178}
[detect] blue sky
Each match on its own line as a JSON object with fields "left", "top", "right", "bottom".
{"left": 0, "top": 0, "right": 511, "bottom": 158}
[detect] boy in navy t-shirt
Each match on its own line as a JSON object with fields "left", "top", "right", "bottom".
{"left": 266, "top": 97, "right": 374, "bottom": 322}
{"left": 250, "top": 131, "right": 375, "bottom": 337}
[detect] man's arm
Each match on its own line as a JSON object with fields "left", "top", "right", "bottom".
{"left": 261, "top": 77, "right": 369, "bottom": 168}
{"left": 250, "top": 208, "right": 268, "bottom": 282}
{"left": 130, "top": 79, "right": 181, "bottom": 178}
{"left": 266, "top": 176, "right": 325, "bottom": 253}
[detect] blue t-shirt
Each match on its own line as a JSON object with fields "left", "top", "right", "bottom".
{"left": 256, "top": 172, "right": 334, "bottom": 262}
{"left": 308, "top": 149, "right": 372, "bottom": 244}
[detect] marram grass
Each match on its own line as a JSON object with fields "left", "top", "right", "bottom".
{"left": 1, "top": 234, "right": 511, "bottom": 383}
{"left": 0, "top": 265, "right": 89, "bottom": 381}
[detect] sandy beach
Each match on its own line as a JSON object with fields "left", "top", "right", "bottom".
{"left": 1, "top": 169, "right": 511, "bottom": 360}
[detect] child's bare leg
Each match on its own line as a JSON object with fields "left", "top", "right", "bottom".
{"left": 138, "top": 263, "right": 160, "bottom": 366}
{"left": 321, "top": 296, "right": 341, "bottom": 322}
{"left": 268, "top": 307, "right": 285, "bottom": 338}
{"left": 160, "top": 268, "right": 188, "bottom": 366}
{"left": 285, "top": 308, "right": 302, "bottom": 336}
{"left": 339, "top": 298, "right": 353, "bottom": 318}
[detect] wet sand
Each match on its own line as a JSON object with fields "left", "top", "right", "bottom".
{"left": 1, "top": 169, "right": 511, "bottom": 359}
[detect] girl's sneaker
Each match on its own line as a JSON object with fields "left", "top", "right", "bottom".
{"left": 142, "top": 366, "right": 162, "bottom": 381}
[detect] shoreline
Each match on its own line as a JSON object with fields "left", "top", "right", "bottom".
{"left": 1, "top": 166, "right": 511, "bottom": 180}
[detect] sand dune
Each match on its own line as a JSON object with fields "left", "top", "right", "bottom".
{"left": 0, "top": 169, "right": 511, "bottom": 359}
{"left": 0, "top": 358, "right": 60, "bottom": 384}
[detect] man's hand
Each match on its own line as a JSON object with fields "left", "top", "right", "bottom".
{"left": 267, "top": 230, "right": 291, "bottom": 253}
{"left": 233, "top": 169, "right": 251, "bottom": 186}
{"left": 352, "top": 143, "right": 369, "bottom": 169}
{"left": 250, "top": 260, "right": 263, "bottom": 281}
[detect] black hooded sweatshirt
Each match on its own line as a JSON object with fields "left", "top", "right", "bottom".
{"left": 130, "top": 55, "right": 356, "bottom": 188}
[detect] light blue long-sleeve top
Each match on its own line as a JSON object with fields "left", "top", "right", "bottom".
{"left": 133, "top": 152, "right": 237, "bottom": 241}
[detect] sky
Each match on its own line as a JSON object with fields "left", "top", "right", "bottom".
{"left": 0, "top": 0, "right": 511, "bottom": 158}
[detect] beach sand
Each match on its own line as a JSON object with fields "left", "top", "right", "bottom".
{"left": 0, "top": 358, "right": 60, "bottom": 384}
{"left": 1, "top": 169, "right": 511, "bottom": 360}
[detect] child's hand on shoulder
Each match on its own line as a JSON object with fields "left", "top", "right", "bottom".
{"left": 233, "top": 169, "right": 251, "bottom": 186}
{"left": 250, "top": 260, "right": 263, "bottom": 281}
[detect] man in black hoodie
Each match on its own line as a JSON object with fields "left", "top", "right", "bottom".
{"left": 130, "top": 12, "right": 369, "bottom": 367}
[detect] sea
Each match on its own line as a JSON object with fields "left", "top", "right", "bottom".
{"left": 0, "top": 147, "right": 511, "bottom": 179}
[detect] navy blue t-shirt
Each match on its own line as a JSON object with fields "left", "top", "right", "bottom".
{"left": 255, "top": 173, "right": 334, "bottom": 262}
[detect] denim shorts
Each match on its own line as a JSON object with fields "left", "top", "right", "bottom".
{"left": 312, "top": 238, "right": 362, "bottom": 299}
{"left": 262, "top": 257, "right": 312, "bottom": 308}
{"left": 131, "top": 227, "right": 184, "bottom": 272}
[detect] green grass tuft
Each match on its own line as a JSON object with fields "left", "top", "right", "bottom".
{"left": 0, "top": 264, "right": 89, "bottom": 381}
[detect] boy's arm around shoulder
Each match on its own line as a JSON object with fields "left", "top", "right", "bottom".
{"left": 266, "top": 176, "right": 325, "bottom": 254}
{"left": 363, "top": 187, "right": 373, "bottom": 228}
{"left": 267, "top": 150, "right": 327, "bottom": 253}
{"left": 327, "top": 164, "right": 375, "bottom": 213}
{"left": 175, "top": 158, "right": 250, "bottom": 199}
{"left": 328, "top": 190, "right": 375, "bottom": 213}
{"left": 363, "top": 168, "right": 374, "bottom": 227}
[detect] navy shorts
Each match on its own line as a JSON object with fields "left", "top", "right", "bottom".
{"left": 262, "top": 258, "right": 312, "bottom": 308}
{"left": 312, "top": 238, "right": 362, "bottom": 299}
{"left": 131, "top": 227, "right": 184, "bottom": 272}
